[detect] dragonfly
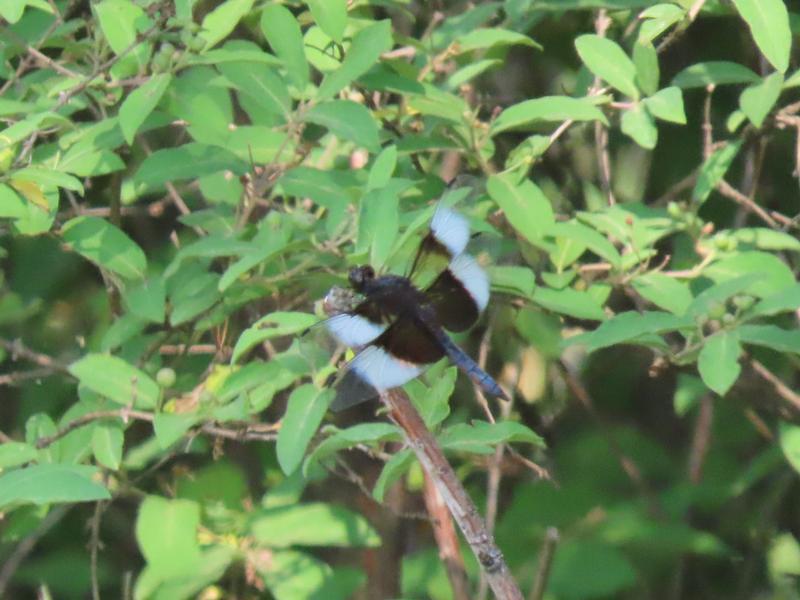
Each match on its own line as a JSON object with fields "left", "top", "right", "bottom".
{"left": 322, "top": 203, "right": 508, "bottom": 411}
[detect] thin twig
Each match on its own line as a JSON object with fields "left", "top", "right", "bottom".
{"left": 716, "top": 180, "right": 779, "bottom": 229}
{"left": 0, "top": 338, "right": 64, "bottom": 370}
{"left": 89, "top": 500, "right": 105, "bottom": 600}
{"left": 528, "top": 528, "right": 559, "bottom": 600}
{"left": 687, "top": 395, "right": 714, "bottom": 484}
{"left": 656, "top": 0, "right": 708, "bottom": 54}
{"left": 383, "top": 388, "right": 525, "bottom": 599}
{"left": 0, "top": 506, "right": 70, "bottom": 596}
{"left": 750, "top": 358, "right": 800, "bottom": 411}
{"left": 31, "top": 408, "right": 279, "bottom": 450}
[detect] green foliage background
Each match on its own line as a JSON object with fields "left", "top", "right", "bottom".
{"left": 1, "top": 0, "right": 800, "bottom": 598}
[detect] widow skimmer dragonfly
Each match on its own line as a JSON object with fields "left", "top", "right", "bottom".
{"left": 322, "top": 203, "right": 508, "bottom": 411}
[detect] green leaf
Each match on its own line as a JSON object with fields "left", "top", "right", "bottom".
{"left": 533, "top": 286, "right": 606, "bottom": 321}
{"left": 372, "top": 449, "right": 414, "bottom": 503}
{"left": 122, "top": 277, "right": 166, "bottom": 323}
{"left": 135, "top": 547, "right": 235, "bottom": 600}
{"left": 671, "top": 61, "right": 760, "bottom": 88}
{"left": 260, "top": 4, "right": 309, "bottom": 90}
{"left": 218, "top": 227, "right": 291, "bottom": 291}
{"left": 644, "top": 86, "right": 686, "bottom": 124}
{"left": 169, "top": 272, "right": 221, "bottom": 326}
{"left": 739, "top": 325, "right": 800, "bottom": 355}
{"left": 731, "top": 0, "right": 791, "bottom": 73}
{"left": 304, "top": 423, "right": 400, "bottom": 474}
{"left": 119, "top": 74, "right": 171, "bottom": 145}
{"left": 551, "top": 221, "right": 622, "bottom": 269}
{"left": 154, "top": 413, "right": 200, "bottom": 449}
{"left": 0, "top": 441, "right": 38, "bottom": 470}
{"left": 61, "top": 216, "right": 147, "bottom": 280}
{"left": 633, "top": 41, "right": 659, "bottom": 96}
{"left": 491, "top": 96, "right": 608, "bottom": 134}
{"left": 447, "top": 59, "right": 503, "bottom": 89}
{"left": 11, "top": 167, "right": 84, "bottom": 195}
{"left": 408, "top": 365, "right": 456, "bottom": 428}
{"left": 632, "top": 273, "right": 693, "bottom": 315}
{"left": 307, "top": 0, "right": 347, "bottom": 44}
{"left": 692, "top": 141, "right": 742, "bottom": 203}
{"left": 232, "top": 312, "right": 319, "bottom": 363}
{"left": 575, "top": 34, "right": 639, "bottom": 99}
{"left": 439, "top": 421, "right": 545, "bottom": 455}
{"left": 69, "top": 353, "right": 160, "bottom": 409}
{"left": 563, "top": 311, "right": 691, "bottom": 352}
{"left": 358, "top": 185, "right": 400, "bottom": 269}
{"left": 305, "top": 100, "right": 380, "bottom": 152}
{"left": 0, "top": 464, "right": 109, "bottom": 509}
{"left": 0, "top": 0, "right": 26, "bottom": 22}
{"left": 136, "top": 496, "right": 202, "bottom": 578}
{"left": 219, "top": 62, "right": 291, "bottom": 121}
{"left": 698, "top": 330, "right": 741, "bottom": 396}
{"left": 739, "top": 72, "right": 783, "bottom": 127}
{"left": 132, "top": 143, "right": 248, "bottom": 190}
{"left": 638, "top": 3, "right": 685, "bottom": 43}
{"left": 686, "top": 273, "right": 763, "bottom": 318}
{"left": 58, "top": 148, "right": 125, "bottom": 178}
{"left": 673, "top": 373, "right": 706, "bottom": 416}
{"left": 489, "top": 265, "right": 537, "bottom": 299}
{"left": 0, "top": 183, "right": 27, "bottom": 219}
{"left": 367, "top": 145, "right": 397, "bottom": 190}
{"left": 455, "top": 28, "right": 541, "bottom": 53}
{"left": 621, "top": 103, "right": 658, "bottom": 149}
{"left": 276, "top": 385, "right": 334, "bottom": 474}
{"left": 317, "top": 20, "right": 393, "bottom": 101}
{"left": 752, "top": 283, "right": 800, "bottom": 316}
{"left": 704, "top": 252, "right": 795, "bottom": 298}
{"left": 731, "top": 228, "right": 800, "bottom": 252}
{"left": 487, "top": 174, "right": 554, "bottom": 243}
{"left": 92, "top": 422, "right": 124, "bottom": 470}
{"left": 200, "top": 0, "right": 256, "bottom": 49}
{"left": 279, "top": 167, "right": 350, "bottom": 210}
{"left": 779, "top": 423, "right": 800, "bottom": 475}
{"left": 251, "top": 502, "right": 381, "bottom": 547}
{"left": 258, "top": 550, "right": 361, "bottom": 600}
{"left": 93, "top": 0, "right": 150, "bottom": 74}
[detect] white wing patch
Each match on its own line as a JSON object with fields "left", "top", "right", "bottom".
{"left": 349, "top": 346, "right": 423, "bottom": 390}
{"left": 449, "top": 253, "right": 489, "bottom": 312}
{"left": 430, "top": 205, "right": 470, "bottom": 257}
{"left": 325, "top": 314, "right": 385, "bottom": 347}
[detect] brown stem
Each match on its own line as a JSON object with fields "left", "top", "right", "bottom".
{"left": 382, "top": 388, "right": 525, "bottom": 599}
{"left": 687, "top": 395, "right": 714, "bottom": 484}
{"left": 527, "top": 527, "right": 559, "bottom": 600}
{"left": 423, "top": 474, "right": 471, "bottom": 600}
{"left": 716, "top": 180, "right": 779, "bottom": 229}
{"left": 32, "top": 409, "right": 279, "bottom": 449}
{"left": 750, "top": 358, "right": 800, "bottom": 411}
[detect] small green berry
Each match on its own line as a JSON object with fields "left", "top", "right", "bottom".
{"left": 667, "top": 201, "right": 682, "bottom": 219}
{"left": 156, "top": 367, "right": 176, "bottom": 388}
{"left": 732, "top": 295, "right": 755, "bottom": 311}
{"left": 159, "top": 42, "right": 176, "bottom": 57}
{"left": 707, "top": 301, "right": 726, "bottom": 320}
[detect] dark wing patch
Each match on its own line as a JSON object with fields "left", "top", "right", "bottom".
{"left": 375, "top": 315, "right": 445, "bottom": 364}
{"left": 425, "top": 268, "right": 480, "bottom": 332}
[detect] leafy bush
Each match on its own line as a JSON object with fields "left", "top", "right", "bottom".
{"left": 1, "top": 0, "right": 800, "bottom": 598}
